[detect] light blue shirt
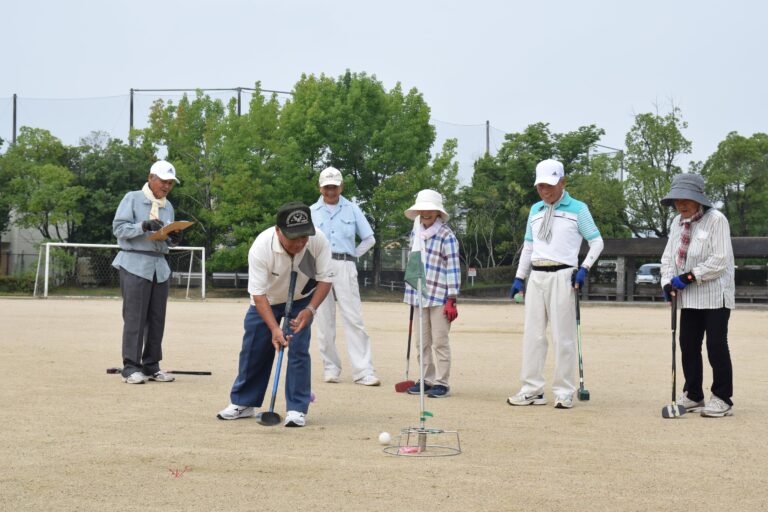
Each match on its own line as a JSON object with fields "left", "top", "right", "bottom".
{"left": 111, "top": 190, "right": 175, "bottom": 282}
{"left": 310, "top": 195, "right": 373, "bottom": 256}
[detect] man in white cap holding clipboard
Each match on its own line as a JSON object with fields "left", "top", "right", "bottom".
{"left": 112, "top": 160, "right": 184, "bottom": 385}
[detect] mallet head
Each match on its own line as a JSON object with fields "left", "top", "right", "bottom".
{"left": 578, "top": 388, "right": 590, "bottom": 401}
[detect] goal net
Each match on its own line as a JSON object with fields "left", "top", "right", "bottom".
{"left": 33, "top": 243, "right": 206, "bottom": 299}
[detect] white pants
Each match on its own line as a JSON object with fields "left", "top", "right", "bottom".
{"left": 415, "top": 305, "right": 452, "bottom": 387}
{"left": 519, "top": 268, "right": 577, "bottom": 398}
{"left": 315, "top": 259, "right": 375, "bottom": 381}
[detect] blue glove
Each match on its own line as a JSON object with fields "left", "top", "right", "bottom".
{"left": 671, "top": 272, "right": 695, "bottom": 290}
{"left": 509, "top": 278, "right": 525, "bottom": 299}
{"left": 662, "top": 283, "right": 674, "bottom": 302}
{"left": 571, "top": 266, "right": 588, "bottom": 288}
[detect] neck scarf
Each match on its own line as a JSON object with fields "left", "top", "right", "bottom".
{"left": 676, "top": 208, "right": 704, "bottom": 269}
{"left": 537, "top": 191, "right": 565, "bottom": 244}
{"left": 142, "top": 182, "right": 166, "bottom": 220}
{"left": 420, "top": 217, "right": 443, "bottom": 240}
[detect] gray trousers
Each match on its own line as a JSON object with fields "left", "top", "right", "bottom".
{"left": 119, "top": 268, "right": 169, "bottom": 378}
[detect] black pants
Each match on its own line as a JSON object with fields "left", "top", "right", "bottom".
{"left": 119, "top": 269, "right": 169, "bottom": 378}
{"left": 679, "top": 308, "right": 733, "bottom": 405}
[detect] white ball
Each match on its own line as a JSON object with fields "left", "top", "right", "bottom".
{"left": 378, "top": 432, "right": 392, "bottom": 445}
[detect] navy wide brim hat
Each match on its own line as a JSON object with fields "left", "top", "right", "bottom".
{"left": 660, "top": 173, "right": 712, "bottom": 208}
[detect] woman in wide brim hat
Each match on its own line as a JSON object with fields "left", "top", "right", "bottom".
{"left": 659, "top": 173, "right": 736, "bottom": 418}
{"left": 402, "top": 188, "right": 459, "bottom": 398}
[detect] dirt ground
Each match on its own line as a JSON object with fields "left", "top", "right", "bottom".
{"left": 1, "top": 296, "right": 767, "bottom": 511}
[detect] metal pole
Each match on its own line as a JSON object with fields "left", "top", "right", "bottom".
{"left": 201, "top": 247, "right": 206, "bottom": 299}
{"left": 44, "top": 243, "right": 50, "bottom": 298}
{"left": 129, "top": 88, "right": 134, "bottom": 145}
{"left": 12, "top": 93, "right": 17, "bottom": 144}
{"left": 485, "top": 120, "right": 490, "bottom": 156}
{"left": 237, "top": 87, "right": 242, "bottom": 116}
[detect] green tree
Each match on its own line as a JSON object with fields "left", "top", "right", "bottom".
{"left": 69, "top": 132, "right": 157, "bottom": 244}
{"left": 623, "top": 106, "right": 692, "bottom": 237}
{"left": 1, "top": 128, "right": 85, "bottom": 241}
{"left": 141, "top": 91, "right": 230, "bottom": 257}
{"left": 281, "top": 71, "right": 441, "bottom": 285}
{"left": 569, "top": 153, "right": 630, "bottom": 238}
{"left": 700, "top": 131, "right": 768, "bottom": 236}
{"left": 463, "top": 122, "right": 606, "bottom": 267}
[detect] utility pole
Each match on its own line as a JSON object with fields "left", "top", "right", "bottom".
{"left": 485, "top": 120, "right": 490, "bottom": 156}
{"left": 129, "top": 88, "right": 134, "bottom": 146}
{"left": 12, "top": 93, "right": 17, "bottom": 144}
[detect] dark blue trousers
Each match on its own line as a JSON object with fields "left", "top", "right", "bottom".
{"left": 229, "top": 296, "right": 313, "bottom": 413}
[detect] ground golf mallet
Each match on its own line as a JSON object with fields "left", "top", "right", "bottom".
{"left": 394, "top": 306, "right": 416, "bottom": 392}
{"left": 106, "top": 368, "right": 211, "bottom": 375}
{"left": 662, "top": 294, "right": 686, "bottom": 419}
{"left": 574, "top": 287, "right": 590, "bottom": 401}
{"left": 259, "top": 270, "right": 298, "bottom": 427}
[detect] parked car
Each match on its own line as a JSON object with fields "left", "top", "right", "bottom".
{"left": 635, "top": 263, "right": 661, "bottom": 285}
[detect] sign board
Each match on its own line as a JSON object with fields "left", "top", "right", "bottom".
{"left": 467, "top": 267, "right": 477, "bottom": 277}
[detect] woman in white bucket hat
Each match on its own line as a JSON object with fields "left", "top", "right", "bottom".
{"left": 402, "top": 189, "right": 460, "bottom": 398}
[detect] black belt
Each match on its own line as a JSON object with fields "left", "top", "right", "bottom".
{"left": 122, "top": 249, "right": 166, "bottom": 258}
{"left": 332, "top": 253, "right": 357, "bottom": 262}
{"left": 531, "top": 264, "right": 572, "bottom": 272}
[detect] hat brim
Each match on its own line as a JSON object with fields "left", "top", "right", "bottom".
{"left": 404, "top": 202, "right": 449, "bottom": 222}
{"left": 319, "top": 179, "right": 343, "bottom": 187}
{"left": 279, "top": 224, "right": 316, "bottom": 240}
{"left": 660, "top": 190, "right": 712, "bottom": 208}
{"left": 534, "top": 175, "right": 561, "bottom": 186}
{"left": 152, "top": 172, "right": 180, "bottom": 184}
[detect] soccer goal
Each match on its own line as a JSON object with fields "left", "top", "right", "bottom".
{"left": 33, "top": 242, "right": 206, "bottom": 299}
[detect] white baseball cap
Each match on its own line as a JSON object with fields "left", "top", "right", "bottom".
{"left": 149, "top": 160, "right": 180, "bottom": 183}
{"left": 318, "top": 166, "right": 343, "bottom": 187}
{"left": 534, "top": 159, "right": 564, "bottom": 186}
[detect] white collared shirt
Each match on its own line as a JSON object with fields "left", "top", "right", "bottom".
{"left": 247, "top": 226, "right": 333, "bottom": 305}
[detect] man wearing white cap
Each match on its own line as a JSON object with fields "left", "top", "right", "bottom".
{"left": 112, "top": 160, "right": 183, "bottom": 384}
{"left": 507, "top": 159, "right": 604, "bottom": 409}
{"left": 310, "top": 167, "right": 381, "bottom": 386}
{"left": 403, "top": 189, "right": 460, "bottom": 398}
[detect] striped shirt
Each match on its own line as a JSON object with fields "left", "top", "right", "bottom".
{"left": 661, "top": 208, "right": 735, "bottom": 310}
{"left": 403, "top": 223, "right": 461, "bottom": 307}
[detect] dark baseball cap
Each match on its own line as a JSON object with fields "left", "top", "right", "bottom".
{"left": 276, "top": 202, "right": 316, "bottom": 239}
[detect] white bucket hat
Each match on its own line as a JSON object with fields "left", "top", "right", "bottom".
{"left": 404, "top": 189, "right": 449, "bottom": 221}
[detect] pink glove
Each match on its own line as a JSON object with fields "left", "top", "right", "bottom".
{"left": 443, "top": 298, "right": 458, "bottom": 322}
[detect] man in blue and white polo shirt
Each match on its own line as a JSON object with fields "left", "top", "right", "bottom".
{"left": 507, "top": 159, "right": 604, "bottom": 409}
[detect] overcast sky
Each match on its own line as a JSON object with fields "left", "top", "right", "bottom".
{"left": 2, "top": 0, "right": 766, "bottom": 182}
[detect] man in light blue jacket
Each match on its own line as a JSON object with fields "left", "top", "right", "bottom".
{"left": 112, "top": 160, "right": 183, "bottom": 384}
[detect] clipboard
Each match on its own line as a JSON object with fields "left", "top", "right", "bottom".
{"left": 147, "top": 221, "right": 195, "bottom": 241}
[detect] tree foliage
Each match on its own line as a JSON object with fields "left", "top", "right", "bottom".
{"left": 623, "top": 106, "right": 692, "bottom": 237}
{"left": 700, "top": 131, "right": 768, "bottom": 236}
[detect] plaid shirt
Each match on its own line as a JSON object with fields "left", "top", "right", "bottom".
{"left": 404, "top": 223, "right": 461, "bottom": 307}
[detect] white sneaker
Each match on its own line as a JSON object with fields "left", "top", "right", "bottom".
{"left": 701, "top": 395, "right": 733, "bottom": 417}
{"left": 284, "top": 410, "right": 306, "bottom": 427}
{"left": 122, "top": 371, "right": 149, "bottom": 384}
{"left": 554, "top": 395, "right": 574, "bottom": 409}
{"left": 355, "top": 375, "right": 381, "bottom": 386}
{"left": 324, "top": 374, "right": 341, "bottom": 383}
{"left": 217, "top": 403, "right": 256, "bottom": 420}
{"left": 676, "top": 392, "right": 705, "bottom": 413}
{"left": 507, "top": 392, "right": 547, "bottom": 406}
{"left": 148, "top": 371, "right": 175, "bottom": 383}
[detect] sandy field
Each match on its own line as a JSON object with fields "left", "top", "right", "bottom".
{"left": 1, "top": 297, "right": 767, "bottom": 511}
